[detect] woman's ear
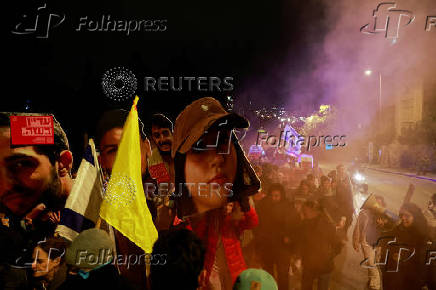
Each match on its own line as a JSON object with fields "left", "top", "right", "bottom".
{"left": 58, "top": 150, "right": 73, "bottom": 177}
{"left": 52, "top": 256, "right": 61, "bottom": 267}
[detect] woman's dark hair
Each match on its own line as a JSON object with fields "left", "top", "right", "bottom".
{"left": 320, "top": 175, "right": 330, "bottom": 185}
{"left": 327, "top": 170, "right": 337, "bottom": 183}
{"left": 173, "top": 153, "right": 195, "bottom": 219}
{"left": 36, "top": 236, "right": 68, "bottom": 262}
{"left": 173, "top": 132, "right": 260, "bottom": 220}
{"left": 269, "top": 183, "right": 285, "bottom": 198}
{"left": 400, "top": 202, "right": 429, "bottom": 237}
{"left": 297, "top": 180, "right": 310, "bottom": 195}
{"left": 299, "top": 180, "right": 309, "bottom": 188}
{"left": 303, "top": 199, "right": 321, "bottom": 211}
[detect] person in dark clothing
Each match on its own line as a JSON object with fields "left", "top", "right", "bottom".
{"left": 59, "top": 228, "right": 132, "bottom": 290}
{"left": 148, "top": 113, "right": 175, "bottom": 232}
{"left": 317, "top": 176, "right": 345, "bottom": 234}
{"left": 381, "top": 202, "right": 431, "bottom": 290}
{"left": 0, "top": 112, "right": 73, "bottom": 290}
{"left": 296, "top": 180, "right": 315, "bottom": 197}
{"left": 424, "top": 193, "right": 436, "bottom": 290}
{"left": 352, "top": 196, "right": 386, "bottom": 290}
{"left": 296, "top": 200, "right": 342, "bottom": 290}
{"left": 256, "top": 183, "right": 291, "bottom": 290}
{"left": 327, "top": 170, "right": 337, "bottom": 188}
{"left": 305, "top": 174, "right": 317, "bottom": 195}
{"left": 59, "top": 262, "right": 130, "bottom": 290}
{"left": 335, "top": 165, "right": 354, "bottom": 232}
{"left": 95, "top": 109, "right": 157, "bottom": 290}
{"left": 170, "top": 97, "right": 261, "bottom": 289}
{"left": 150, "top": 229, "right": 206, "bottom": 290}
{"left": 316, "top": 175, "right": 334, "bottom": 198}
{"left": 30, "top": 237, "right": 68, "bottom": 290}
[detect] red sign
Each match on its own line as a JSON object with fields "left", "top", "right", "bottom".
{"left": 10, "top": 115, "right": 54, "bottom": 145}
{"left": 149, "top": 162, "right": 171, "bottom": 184}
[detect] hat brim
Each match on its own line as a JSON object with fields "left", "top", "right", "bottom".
{"left": 214, "top": 113, "right": 249, "bottom": 130}
{"left": 174, "top": 112, "right": 249, "bottom": 156}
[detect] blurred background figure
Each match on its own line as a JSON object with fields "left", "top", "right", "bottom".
{"left": 256, "top": 183, "right": 291, "bottom": 290}
{"left": 381, "top": 203, "right": 431, "bottom": 290}
{"left": 296, "top": 200, "right": 342, "bottom": 290}
{"left": 31, "top": 237, "right": 68, "bottom": 290}
{"left": 61, "top": 228, "right": 131, "bottom": 289}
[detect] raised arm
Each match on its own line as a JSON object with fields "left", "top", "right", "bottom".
{"left": 403, "top": 183, "right": 415, "bottom": 204}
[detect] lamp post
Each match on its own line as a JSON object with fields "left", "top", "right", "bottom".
{"left": 365, "top": 69, "right": 383, "bottom": 164}
{"left": 365, "top": 69, "right": 382, "bottom": 121}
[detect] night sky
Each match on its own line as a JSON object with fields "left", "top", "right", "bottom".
{"left": 4, "top": 0, "right": 328, "bottom": 166}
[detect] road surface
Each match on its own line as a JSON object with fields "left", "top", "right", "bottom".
{"left": 320, "top": 163, "right": 436, "bottom": 290}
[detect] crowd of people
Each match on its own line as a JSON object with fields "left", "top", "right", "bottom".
{"left": 0, "top": 97, "right": 435, "bottom": 290}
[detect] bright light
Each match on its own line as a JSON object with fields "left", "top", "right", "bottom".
{"left": 353, "top": 172, "right": 365, "bottom": 182}
{"left": 364, "top": 70, "right": 372, "bottom": 76}
{"left": 319, "top": 104, "right": 330, "bottom": 114}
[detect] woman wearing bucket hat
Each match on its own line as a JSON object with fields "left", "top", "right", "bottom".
{"left": 171, "top": 97, "right": 261, "bottom": 289}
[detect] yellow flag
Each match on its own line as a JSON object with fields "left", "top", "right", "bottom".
{"left": 100, "top": 96, "right": 158, "bottom": 253}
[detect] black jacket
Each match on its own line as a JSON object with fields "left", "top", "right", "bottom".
{"left": 296, "top": 214, "right": 342, "bottom": 275}
{"left": 58, "top": 264, "right": 133, "bottom": 290}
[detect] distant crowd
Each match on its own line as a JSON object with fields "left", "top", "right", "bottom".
{"left": 1, "top": 97, "right": 435, "bottom": 290}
